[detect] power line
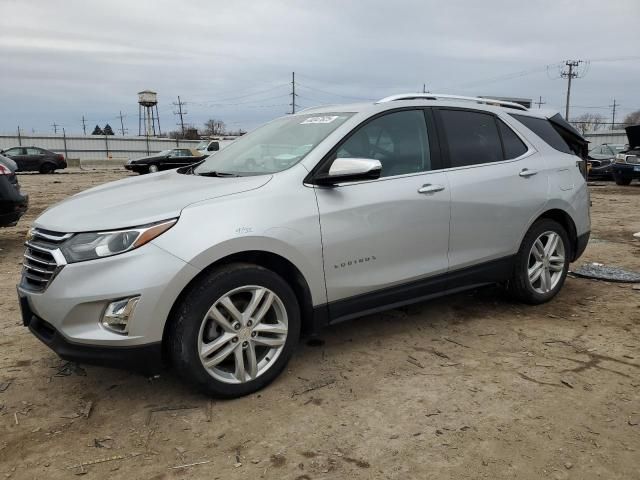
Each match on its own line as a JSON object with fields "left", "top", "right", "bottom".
{"left": 290, "top": 72, "right": 298, "bottom": 114}
{"left": 610, "top": 98, "right": 619, "bottom": 129}
{"left": 173, "top": 96, "right": 187, "bottom": 135}
{"left": 117, "top": 111, "right": 128, "bottom": 136}
{"left": 560, "top": 60, "right": 587, "bottom": 120}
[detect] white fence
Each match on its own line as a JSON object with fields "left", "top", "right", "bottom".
{"left": 584, "top": 130, "right": 628, "bottom": 146}
{"left": 0, "top": 134, "right": 201, "bottom": 162}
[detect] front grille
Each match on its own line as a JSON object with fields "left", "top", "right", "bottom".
{"left": 21, "top": 229, "right": 71, "bottom": 292}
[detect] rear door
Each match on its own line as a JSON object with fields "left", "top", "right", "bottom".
{"left": 435, "top": 108, "right": 549, "bottom": 271}
{"left": 313, "top": 108, "right": 451, "bottom": 317}
{"left": 25, "top": 147, "right": 46, "bottom": 170}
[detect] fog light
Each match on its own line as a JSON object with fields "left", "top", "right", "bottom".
{"left": 102, "top": 296, "right": 140, "bottom": 334}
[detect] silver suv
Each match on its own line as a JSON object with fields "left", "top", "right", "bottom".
{"left": 17, "top": 94, "right": 590, "bottom": 398}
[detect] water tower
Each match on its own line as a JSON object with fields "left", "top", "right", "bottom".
{"left": 138, "top": 90, "right": 162, "bottom": 136}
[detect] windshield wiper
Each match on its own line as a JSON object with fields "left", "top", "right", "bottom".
{"left": 197, "top": 171, "right": 240, "bottom": 177}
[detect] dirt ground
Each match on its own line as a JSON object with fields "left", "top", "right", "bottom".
{"left": 0, "top": 170, "right": 639, "bottom": 480}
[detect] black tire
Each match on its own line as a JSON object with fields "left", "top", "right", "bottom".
{"left": 614, "top": 174, "right": 632, "bottom": 186}
{"left": 509, "top": 219, "right": 571, "bottom": 305}
{"left": 169, "top": 263, "right": 301, "bottom": 398}
{"left": 39, "top": 163, "right": 55, "bottom": 174}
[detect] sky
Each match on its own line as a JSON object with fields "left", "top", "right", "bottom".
{"left": 1, "top": 0, "right": 639, "bottom": 135}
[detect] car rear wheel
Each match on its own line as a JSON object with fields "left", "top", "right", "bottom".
{"left": 39, "top": 163, "right": 55, "bottom": 174}
{"left": 509, "top": 219, "right": 570, "bottom": 305}
{"left": 148, "top": 164, "right": 159, "bottom": 173}
{"left": 169, "top": 263, "right": 300, "bottom": 398}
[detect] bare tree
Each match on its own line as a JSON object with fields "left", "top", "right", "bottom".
{"left": 203, "top": 119, "right": 226, "bottom": 136}
{"left": 622, "top": 110, "right": 640, "bottom": 127}
{"left": 570, "top": 113, "right": 606, "bottom": 134}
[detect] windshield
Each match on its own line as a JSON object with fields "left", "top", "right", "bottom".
{"left": 195, "top": 141, "right": 209, "bottom": 150}
{"left": 193, "top": 113, "right": 353, "bottom": 176}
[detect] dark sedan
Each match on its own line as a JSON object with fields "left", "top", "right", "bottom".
{"left": 0, "top": 154, "right": 28, "bottom": 227}
{"left": 125, "top": 148, "right": 206, "bottom": 174}
{"left": 587, "top": 143, "right": 626, "bottom": 179}
{"left": 1, "top": 146, "right": 67, "bottom": 174}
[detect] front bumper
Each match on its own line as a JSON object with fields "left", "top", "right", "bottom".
{"left": 17, "top": 241, "right": 200, "bottom": 365}
{"left": 21, "top": 296, "right": 162, "bottom": 374}
{"left": 613, "top": 163, "right": 640, "bottom": 179}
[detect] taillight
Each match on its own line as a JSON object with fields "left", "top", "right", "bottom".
{"left": 57, "top": 154, "right": 65, "bottom": 161}
{"left": 0, "top": 164, "right": 11, "bottom": 175}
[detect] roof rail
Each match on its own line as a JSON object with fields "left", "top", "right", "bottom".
{"left": 376, "top": 93, "right": 528, "bottom": 111}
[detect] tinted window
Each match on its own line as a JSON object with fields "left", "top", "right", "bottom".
{"left": 336, "top": 110, "right": 431, "bottom": 177}
{"left": 511, "top": 114, "right": 572, "bottom": 154}
{"left": 440, "top": 110, "right": 502, "bottom": 167}
{"left": 26, "top": 147, "right": 43, "bottom": 155}
{"left": 5, "top": 148, "right": 23, "bottom": 156}
{"left": 498, "top": 120, "right": 528, "bottom": 159}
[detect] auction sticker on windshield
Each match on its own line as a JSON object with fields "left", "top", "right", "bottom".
{"left": 301, "top": 116, "right": 340, "bottom": 124}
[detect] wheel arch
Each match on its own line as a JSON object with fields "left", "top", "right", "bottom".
{"left": 529, "top": 208, "right": 579, "bottom": 261}
{"left": 162, "top": 250, "right": 317, "bottom": 362}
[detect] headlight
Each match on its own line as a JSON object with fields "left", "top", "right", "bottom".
{"left": 60, "top": 219, "right": 177, "bottom": 263}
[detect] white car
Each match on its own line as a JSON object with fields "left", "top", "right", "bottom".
{"left": 18, "top": 94, "right": 590, "bottom": 398}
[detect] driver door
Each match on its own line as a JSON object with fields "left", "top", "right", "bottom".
{"left": 313, "top": 109, "right": 451, "bottom": 319}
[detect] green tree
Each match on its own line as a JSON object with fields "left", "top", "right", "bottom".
{"left": 91, "top": 125, "right": 104, "bottom": 135}
{"left": 103, "top": 124, "right": 115, "bottom": 135}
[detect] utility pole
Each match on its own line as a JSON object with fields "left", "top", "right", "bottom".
{"left": 51, "top": 122, "right": 59, "bottom": 134}
{"left": 17, "top": 126, "right": 22, "bottom": 146}
{"left": 535, "top": 96, "right": 545, "bottom": 109}
{"left": 422, "top": 84, "right": 426, "bottom": 93}
{"left": 81, "top": 115, "right": 87, "bottom": 135}
{"left": 290, "top": 72, "right": 297, "bottom": 114}
{"left": 117, "top": 111, "right": 128, "bottom": 136}
{"left": 610, "top": 98, "right": 618, "bottom": 130}
{"left": 560, "top": 60, "right": 583, "bottom": 120}
{"left": 173, "top": 96, "right": 187, "bottom": 136}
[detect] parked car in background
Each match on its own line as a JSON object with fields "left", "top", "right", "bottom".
{"left": 587, "top": 143, "right": 626, "bottom": 179}
{"left": 0, "top": 154, "right": 28, "bottom": 227}
{"left": 17, "top": 93, "right": 590, "bottom": 398}
{"left": 0, "top": 146, "right": 67, "bottom": 174}
{"left": 125, "top": 148, "right": 206, "bottom": 174}
{"left": 613, "top": 125, "right": 640, "bottom": 185}
{"left": 196, "top": 138, "right": 236, "bottom": 156}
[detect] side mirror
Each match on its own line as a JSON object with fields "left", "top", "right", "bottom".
{"left": 314, "top": 158, "right": 382, "bottom": 186}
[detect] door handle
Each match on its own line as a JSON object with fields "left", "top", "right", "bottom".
{"left": 418, "top": 184, "right": 445, "bottom": 194}
{"left": 519, "top": 168, "right": 538, "bottom": 178}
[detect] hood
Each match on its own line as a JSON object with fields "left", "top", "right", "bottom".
{"left": 35, "top": 170, "right": 272, "bottom": 232}
{"left": 625, "top": 125, "right": 640, "bottom": 150}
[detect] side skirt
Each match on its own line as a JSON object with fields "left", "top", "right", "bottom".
{"left": 312, "top": 256, "right": 515, "bottom": 327}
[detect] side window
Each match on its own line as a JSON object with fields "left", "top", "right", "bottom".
{"left": 439, "top": 109, "right": 503, "bottom": 167}
{"left": 26, "top": 147, "right": 42, "bottom": 155}
{"left": 510, "top": 114, "right": 572, "bottom": 154}
{"left": 5, "top": 148, "right": 23, "bottom": 156}
{"left": 497, "top": 119, "right": 528, "bottom": 159}
{"left": 335, "top": 110, "right": 431, "bottom": 178}
{"left": 208, "top": 141, "right": 219, "bottom": 151}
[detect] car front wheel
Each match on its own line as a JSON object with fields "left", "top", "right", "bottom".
{"left": 148, "top": 164, "right": 159, "bottom": 173}
{"left": 509, "top": 219, "right": 570, "bottom": 305}
{"left": 169, "top": 263, "right": 301, "bottom": 398}
{"left": 614, "top": 174, "right": 632, "bottom": 186}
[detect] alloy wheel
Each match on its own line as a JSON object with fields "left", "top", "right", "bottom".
{"left": 527, "top": 231, "right": 566, "bottom": 294}
{"left": 197, "top": 286, "right": 288, "bottom": 384}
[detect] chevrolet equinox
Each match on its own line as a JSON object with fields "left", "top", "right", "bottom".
{"left": 18, "top": 94, "right": 591, "bottom": 398}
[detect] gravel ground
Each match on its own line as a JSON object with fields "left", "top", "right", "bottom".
{"left": 0, "top": 170, "right": 639, "bottom": 479}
